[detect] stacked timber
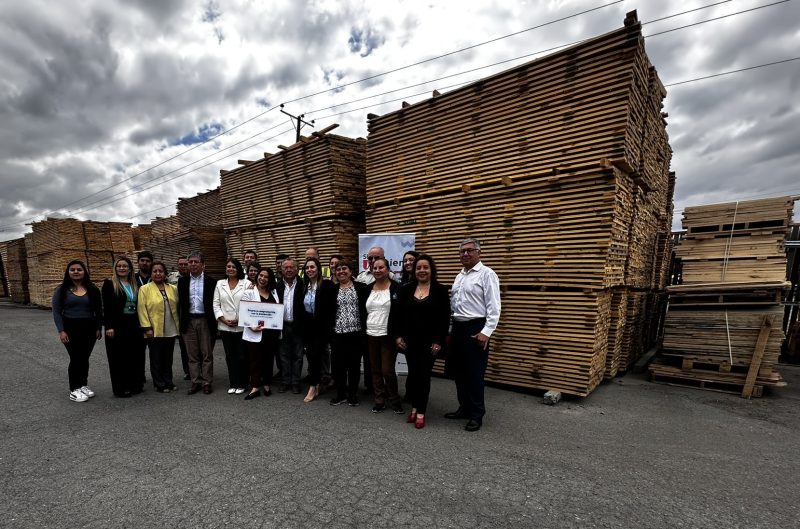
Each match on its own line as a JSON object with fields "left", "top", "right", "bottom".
{"left": 651, "top": 196, "right": 794, "bottom": 397}
{"left": 365, "top": 11, "right": 674, "bottom": 396}
{"left": 0, "top": 241, "right": 7, "bottom": 297}
{"left": 220, "top": 129, "right": 367, "bottom": 262}
{"left": 22, "top": 218, "right": 136, "bottom": 306}
{"left": 0, "top": 238, "right": 30, "bottom": 303}
{"left": 132, "top": 223, "right": 153, "bottom": 251}
{"left": 143, "top": 190, "right": 227, "bottom": 276}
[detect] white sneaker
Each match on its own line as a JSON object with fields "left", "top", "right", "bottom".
{"left": 235, "top": 388, "right": 245, "bottom": 394}
{"left": 79, "top": 386, "right": 96, "bottom": 398}
{"left": 227, "top": 388, "right": 236, "bottom": 394}
{"left": 69, "top": 390, "right": 88, "bottom": 402}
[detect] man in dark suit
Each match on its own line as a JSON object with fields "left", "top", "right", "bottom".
{"left": 178, "top": 251, "right": 217, "bottom": 394}
{"left": 276, "top": 258, "right": 305, "bottom": 394}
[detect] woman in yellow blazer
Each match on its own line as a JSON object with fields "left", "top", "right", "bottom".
{"left": 138, "top": 261, "right": 180, "bottom": 393}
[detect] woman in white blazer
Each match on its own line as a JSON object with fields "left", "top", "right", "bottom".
{"left": 213, "top": 258, "right": 251, "bottom": 394}
{"left": 241, "top": 266, "right": 281, "bottom": 400}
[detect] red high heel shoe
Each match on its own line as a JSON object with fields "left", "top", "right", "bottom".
{"left": 407, "top": 410, "right": 417, "bottom": 423}
{"left": 415, "top": 414, "right": 425, "bottom": 429}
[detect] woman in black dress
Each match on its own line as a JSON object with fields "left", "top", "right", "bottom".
{"left": 299, "top": 257, "right": 329, "bottom": 403}
{"left": 390, "top": 254, "right": 450, "bottom": 429}
{"left": 101, "top": 257, "right": 143, "bottom": 397}
{"left": 52, "top": 260, "right": 102, "bottom": 403}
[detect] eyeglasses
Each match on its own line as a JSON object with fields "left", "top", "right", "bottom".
{"left": 367, "top": 256, "right": 379, "bottom": 260}
{"left": 460, "top": 248, "right": 478, "bottom": 255}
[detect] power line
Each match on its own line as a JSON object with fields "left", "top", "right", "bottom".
{"left": 282, "top": 0, "right": 624, "bottom": 106}
{"left": 62, "top": 121, "right": 288, "bottom": 217}
{"left": 665, "top": 56, "right": 799, "bottom": 86}
{"left": 1, "top": 0, "right": 793, "bottom": 231}
{"left": 45, "top": 106, "right": 277, "bottom": 214}
{"left": 60, "top": 127, "right": 295, "bottom": 217}
{"left": 1, "top": 0, "right": 624, "bottom": 231}
{"left": 646, "top": 0, "right": 791, "bottom": 38}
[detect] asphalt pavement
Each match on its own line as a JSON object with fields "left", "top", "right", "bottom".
{"left": 1, "top": 300, "right": 798, "bottom": 528}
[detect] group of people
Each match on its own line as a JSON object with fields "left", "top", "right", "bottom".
{"left": 52, "top": 238, "right": 501, "bottom": 431}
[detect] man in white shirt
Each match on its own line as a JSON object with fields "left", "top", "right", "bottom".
{"left": 446, "top": 238, "right": 501, "bottom": 432}
{"left": 277, "top": 258, "right": 305, "bottom": 394}
{"left": 178, "top": 251, "right": 217, "bottom": 394}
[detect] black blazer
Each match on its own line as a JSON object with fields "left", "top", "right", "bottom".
{"left": 276, "top": 277, "right": 306, "bottom": 331}
{"left": 297, "top": 279, "right": 334, "bottom": 338}
{"left": 317, "top": 280, "right": 369, "bottom": 338}
{"left": 101, "top": 279, "right": 140, "bottom": 331}
{"left": 178, "top": 273, "right": 216, "bottom": 333}
{"left": 389, "top": 281, "right": 450, "bottom": 347}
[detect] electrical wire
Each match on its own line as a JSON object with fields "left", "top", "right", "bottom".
{"left": 0, "top": 0, "right": 795, "bottom": 232}
{"left": 3, "top": 0, "right": 623, "bottom": 228}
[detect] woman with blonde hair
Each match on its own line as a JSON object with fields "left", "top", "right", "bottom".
{"left": 101, "top": 256, "right": 143, "bottom": 398}
{"left": 138, "top": 261, "right": 180, "bottom": 393}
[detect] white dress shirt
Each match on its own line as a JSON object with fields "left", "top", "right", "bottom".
{"left": 451, "top": 261, "right": 501, "bottom": 337}
{"left": 283, "top": 279, "right": 297, "bottom": 322}
{"left": 189, "top": 273, "right": 204, "bottom": 314}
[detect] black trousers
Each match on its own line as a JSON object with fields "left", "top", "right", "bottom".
{"left": 303, "top": 325, "right": 326, "bottom": 386}
{"left": 404, "top": 341, "right": 437, "bottom": 414}
{"left": 105, "top": 314, "right": 142, "bottom": 396}
{"left": 62, "top": 317, "right": 99, "bottom": 391}
{"left": 220, "top": 331, "right": 247, "bottom": 389}
{"left": 178, "top": 335, "right": 189, "bottom": 375}
{"left": 450, "top": 319, "right": 489, "bottom": 422}
{"left": 246, "top": 331, "right": 279, "bottom": 388}
{"left": 148, "top": 337, "right": 175, "bottom": 390}
{"left": 331, "top": 332, "right": 363, "bottom": 400}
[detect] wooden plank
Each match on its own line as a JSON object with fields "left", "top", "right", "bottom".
{"left": 742, "top": 315, "right": 774, "bottom": 398}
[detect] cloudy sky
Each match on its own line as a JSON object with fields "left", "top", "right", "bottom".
{"left": 0, "top": 0, "right": 798, "bottom": 240}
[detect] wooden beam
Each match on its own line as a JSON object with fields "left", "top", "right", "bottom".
{"left": 742, "top": 315, "right": 773, "bottom": 398}
{"left": 312, "top": 123, "right": 340, "bottom": 137}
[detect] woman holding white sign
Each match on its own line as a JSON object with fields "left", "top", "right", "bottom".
{"left": 241, "top": 267, "right": 281, "bottom": 400}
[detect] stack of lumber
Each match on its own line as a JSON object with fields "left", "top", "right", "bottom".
{"left": 0, "top": 238, "right": 30, "bottom": 303}
{"left": 132, "top": 224, "right": 153, "bottom": 251}
{"left": 366, "top": 11, "right": 674, "bottom": 396}
{"left": 0, "top": 241, "right": 7, "bottom": 297}
{"left": 651, "top": 196, "right": 794, "bottom": 397}
{"left": 782, "top": 224, "right": 800, "bottom": 362}
{"left": 676, "top": 196, "right": 792, "bottom": 284}
{"left": 23, "top": 218, "right": 136, "bottom": 307}
{"left": 220, "top": 130, "right": 367, "bottom": 263}
{"left": 143, "top": 191, "right": 227, "bottom": 276}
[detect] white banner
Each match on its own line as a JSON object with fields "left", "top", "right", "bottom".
{"left": 239, "top": 301, "right": 284, "bottom": 330}
{"left": 358, "top": 233, "right": 416, "bottom": 274}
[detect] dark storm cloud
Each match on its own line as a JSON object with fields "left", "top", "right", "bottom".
{"left": 130, "top": 0, "right": 189, "bottom": 25}
{"left": 348, "top": 27, "right": 385, "bottom": 57}
{"left": 0, "top": 10, "right": 121, "bottom": 157}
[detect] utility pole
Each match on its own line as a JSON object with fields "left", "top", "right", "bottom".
{"left": 280, "top": 104, "right": 315, "bottom": 143}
